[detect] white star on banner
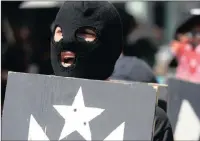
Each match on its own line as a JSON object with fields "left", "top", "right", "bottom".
{"left": 53, "top": 86, "right": 105, "bottom": 141}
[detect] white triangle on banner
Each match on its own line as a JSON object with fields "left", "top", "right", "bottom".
{"left": 174, "top": 99, "right": 200, "bottom": 140}
{"left": 104, "top": 122, "right": 125, "bottom": 141}
{"left": 28, "top": 115, "right": 49, "bottom": 141}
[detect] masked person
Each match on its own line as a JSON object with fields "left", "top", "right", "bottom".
{"left": 50, "top": 1, "right": 174, "bottom": 141}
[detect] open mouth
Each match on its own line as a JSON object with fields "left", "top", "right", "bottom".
{"left": 61, "top": 51, "right": 76, "bottom": 68}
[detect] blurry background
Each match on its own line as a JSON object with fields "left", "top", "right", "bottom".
{"left": 1, "top": 1, "right": 200, "bottom": 104}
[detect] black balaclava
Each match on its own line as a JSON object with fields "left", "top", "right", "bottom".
{"left": 51, "top": 1, "right": 123, "bottom": 80}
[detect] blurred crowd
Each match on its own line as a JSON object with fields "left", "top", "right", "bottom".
{"left": 1, "top": 1, "right": 200, "bottom": 106}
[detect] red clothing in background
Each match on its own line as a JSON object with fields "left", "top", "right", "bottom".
{"left": 173, "top": 42, "right": 200, "bottom": 83}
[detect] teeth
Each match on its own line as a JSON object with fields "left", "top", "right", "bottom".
{"left": 61, "top": 62, "right": 72, "bottom": 68}
{"left": 85, "top": 38, "right": 95, "bottom": 42}
{"left": 64, "top": 56, "right": 74, "bottom": 58}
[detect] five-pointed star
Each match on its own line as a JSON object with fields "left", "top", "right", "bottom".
{"left": 53, "top": 86, "right": 105, "bottom": 141}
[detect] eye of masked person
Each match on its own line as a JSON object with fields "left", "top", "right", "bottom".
{"left": 75, "top": 28, "right": 97, "bottom": 42}
{"left": 54, "top": 26, "right": 97, "bottom": 43}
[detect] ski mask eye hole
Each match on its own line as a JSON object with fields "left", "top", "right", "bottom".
{"left": 54, "top": 26, "right": 63, "bottom": 42}
{"left": 75, "top": 27, "right": 97, "bottom": 42}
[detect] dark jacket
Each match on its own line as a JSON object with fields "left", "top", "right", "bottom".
{"left": 154, "top": 106, "right": 174, "bottom": 141}
{"left": 111, "top": 55, "right": 157, "bottom": 83}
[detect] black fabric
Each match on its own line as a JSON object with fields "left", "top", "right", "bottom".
{"left": 2, "top": 44, "right": 28, "bottom": 72}
{"left": 51, "top": 1, "right": 123, "bottom": 80}
{"left": 154, "top": 106, "right": 174, "bottom": 141}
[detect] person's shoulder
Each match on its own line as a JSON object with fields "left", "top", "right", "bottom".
{"left": 112, "top": 56, "right": 157, "bottom": 83}
{"left": 117, "top": 55, "right": 133, "bottom": 62}
{"left": 131, "top": 57, "right": 150, "bottom": 67}
{"left": 118, "top": 56, "right": 152, "bottom": 70}
{"left": 130, "top": 57, "right": 157, "bottom": 83}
